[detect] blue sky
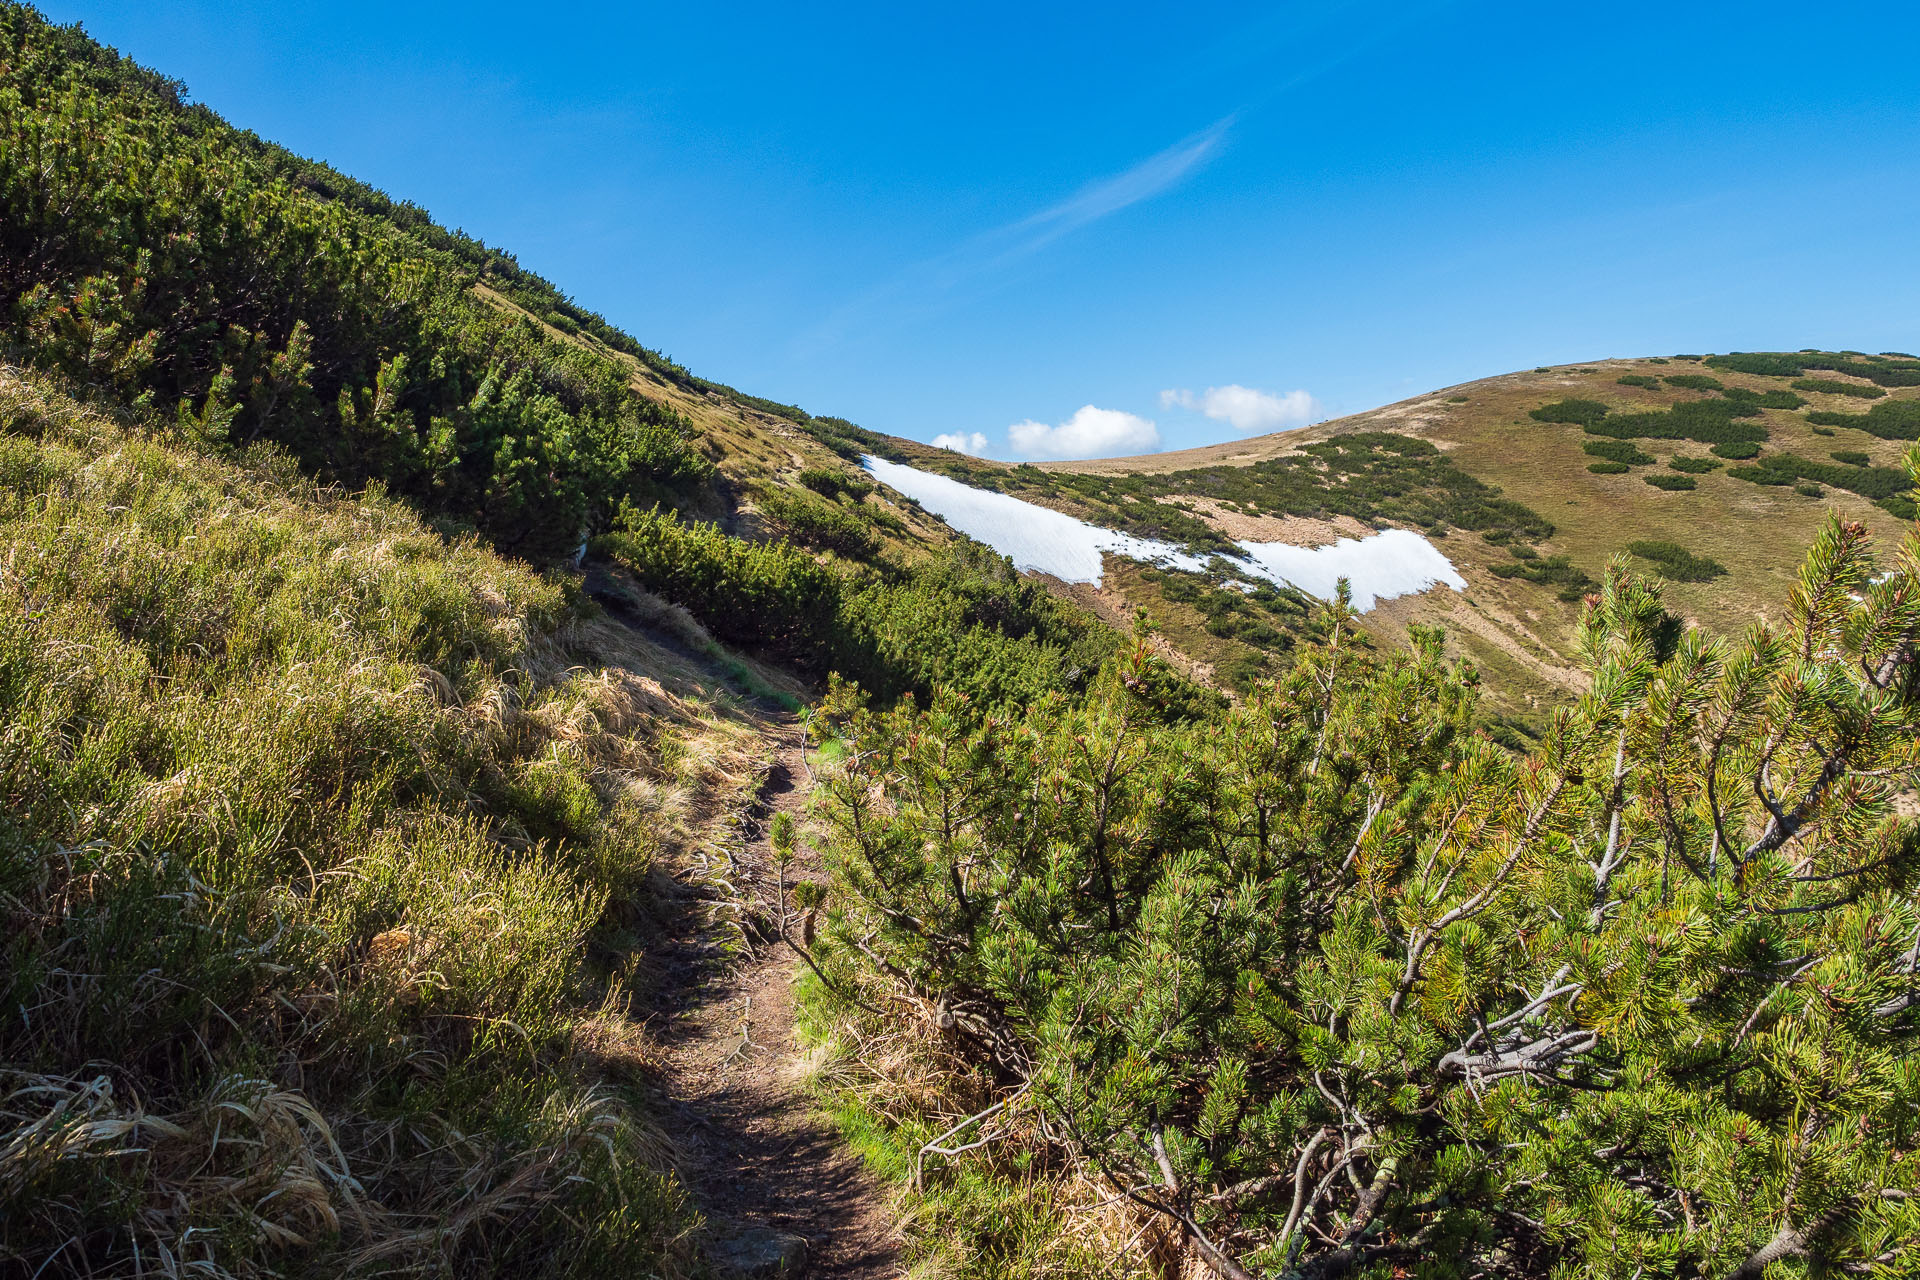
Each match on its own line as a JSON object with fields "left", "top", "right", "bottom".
{"left": 40, "top": 0, "right": 1920, "bottom": 458}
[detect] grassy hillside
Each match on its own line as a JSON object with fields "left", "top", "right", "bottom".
{"left": 4, "top": 9, "right": 1917, "bottom": 1280}
{"left": 0, "top": 13, "right": 1130, "bottom": 1272}
{"left": 878, "top": 353, "right": 1920, "bottom": 722}
{"left": 0, "top": 364, "right": 811, "bottom": 1275}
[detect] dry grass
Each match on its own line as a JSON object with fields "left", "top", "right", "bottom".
{"left": 985, "top": 358, "right": 1920, "bottom": 719}
{"left": 0, "top": 366, "right": 794, "bottom": 1277}
{"left": 800, "top": 996, "right": 1151, "bottom": 1280}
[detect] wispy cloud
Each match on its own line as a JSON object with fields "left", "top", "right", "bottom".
{"left": 990, "top": 116, "right": 1235, "bottom": 263}
{"left": 798, "top": 116, "right": 1235, "bottom": 355}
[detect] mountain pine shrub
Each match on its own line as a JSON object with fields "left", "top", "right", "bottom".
{"left": 0, "top": 6, "right": 711, "bottom": 562}
{"left": 1795, "top": 378, "right": 1887, "bottom": 400}
{"left": 1583, "top": 439, "right": 1656, "bottom": 466}
{"left": 1805, "top": 400, "right": 1920, "bottom": 441}
{"left": 1624, "top": 539, "right": 1727, "bottom": 581}
{"left": 803, "top": 486, "right": 1920, "bottom": 1278}
{"left": 1665, "top": 373, "right": 1725, "bottom": 392}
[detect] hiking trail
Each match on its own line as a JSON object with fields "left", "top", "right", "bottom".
{"left": 649, "top": 715, "right": 900, "bottom": 1277}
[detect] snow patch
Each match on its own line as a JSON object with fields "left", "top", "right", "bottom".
{"left": 863, "top": 456, "right": 1466, "bottom": 612}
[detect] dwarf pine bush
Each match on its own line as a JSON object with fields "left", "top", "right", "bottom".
{"left": 596, "top": 506, "right": 1115, "bottom": 709}
{"left": 1625, "top": 539, "right": 1727, "bottom": 581}
{"left": 803, "top": 480, "right": 1920, "bottom": 1278}
{"left": 1582, "top": 439, "right": 1655, "bottom": 465}
{"left": 0, "top": 6, "right": 711, "bottom": 563}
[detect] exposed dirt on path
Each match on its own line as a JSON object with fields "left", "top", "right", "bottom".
{"left": 647, "top": 723, "right": 901, "bottom": 1279}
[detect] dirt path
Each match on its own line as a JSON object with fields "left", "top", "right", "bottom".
{"left": 650, "top": 723, "right": 901, "bottom": 1279}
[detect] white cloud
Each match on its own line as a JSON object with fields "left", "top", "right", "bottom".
{"left": 1008, "top": 405, "right": 1160, "bottom": 460}
{"left": 931, "top": 431, "right": 990, "bottom": 455}
{"left": 1160, "top": 383, "right": 1319, "bottom": 434}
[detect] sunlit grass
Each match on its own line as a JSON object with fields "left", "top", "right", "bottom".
{"left": 0, "top": 368, "right": 734, "bottom": 1277}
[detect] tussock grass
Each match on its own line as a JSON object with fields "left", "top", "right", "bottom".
{"left": 0, "top": 368, "right": 744, "bottom": 1277}
{"left": 796, "top": 978, "right": 1131, "bottom": 1279}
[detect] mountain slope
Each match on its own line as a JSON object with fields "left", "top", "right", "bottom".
{"left": 5, "top": 10, "right": 1918, "bottom": 1280}
{"left": 872, "top": 353, "right": 1920, "bottom": 722}
{"left": 0, "top": 362, "right": 809, "bottom": 1275}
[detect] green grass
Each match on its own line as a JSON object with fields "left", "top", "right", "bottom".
{"left": 794, "top": 973, "right": 1123, "bottom": 1279}
{"left": 0, "top": 371, "right": 707, "bottom": 1277}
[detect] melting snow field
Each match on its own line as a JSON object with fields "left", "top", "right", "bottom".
{"left": 1234, "top": 531, "right": 1467, "bottom": 611}
{"left": 863, "top": 455, "right": 1466, "bottom": 612}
